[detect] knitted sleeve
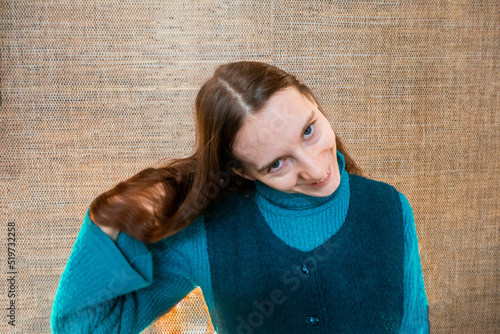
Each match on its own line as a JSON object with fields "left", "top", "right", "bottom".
{"left": 398, "top": 193, "right": 430, "bottom": 334}
{"left": 50, "top": 208, "right": 196, "bottom": 333}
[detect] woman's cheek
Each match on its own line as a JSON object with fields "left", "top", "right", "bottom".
{"left": 319, "top": 129, "right": 336, "bottom": 151}
{"left": 282, "top": 175, "right": 299, "bottom": 190}
{"left": 266, "top": 174, "right": 295, "bottom": 191}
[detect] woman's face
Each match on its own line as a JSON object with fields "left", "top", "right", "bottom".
{"left": 232, "top": 87, "right": 341, "bottom": 197}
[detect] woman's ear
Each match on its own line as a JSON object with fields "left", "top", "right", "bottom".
{"left": 231, "top": 166, "right": 256, "bottom": 181}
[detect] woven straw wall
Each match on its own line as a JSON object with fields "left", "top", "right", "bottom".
{"left": 1, "top": 1, "right": 498, "bottom": 333}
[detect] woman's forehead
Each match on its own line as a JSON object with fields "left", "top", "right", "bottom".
{"left": 233, "top": 88, "right": 317, "bottom": 169}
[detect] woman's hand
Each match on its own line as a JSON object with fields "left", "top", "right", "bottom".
{"left": 90, "top": 210, "right": 120, "bottom": 241}
{"left": 88, "top": 167, "right": 182, "bottom": 244}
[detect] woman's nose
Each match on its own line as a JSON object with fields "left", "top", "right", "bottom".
{"left": 296, "top": 150, "right": 324, "bottom": 181}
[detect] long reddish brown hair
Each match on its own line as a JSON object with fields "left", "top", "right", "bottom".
{"left": 90, "top": 61, "right": 363, "bottom": 244}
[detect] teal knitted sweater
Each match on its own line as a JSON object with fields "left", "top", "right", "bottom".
{"left": 51, "top": 151, "right": 429, "bottom": 333}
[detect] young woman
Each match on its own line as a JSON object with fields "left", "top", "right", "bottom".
{"left": 51, "top": 61, "right": 429, "bottom": 333}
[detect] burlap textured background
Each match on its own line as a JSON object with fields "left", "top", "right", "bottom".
{"left": 1, "top": 1, "right": 498, "bottom": 333}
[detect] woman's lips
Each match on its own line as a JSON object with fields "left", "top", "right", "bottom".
{"left": 310, "top": 166, "right": 331, "bottom": 187}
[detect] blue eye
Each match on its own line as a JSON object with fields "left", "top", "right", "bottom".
{"left": 270, "top": 160, "right": 283, "bottom": 171}
{"left": 304, "top": 124, "right": 314, "bottom": 138}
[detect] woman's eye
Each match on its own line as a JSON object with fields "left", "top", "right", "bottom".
{"left": 270, "top": 160, "right": 283, "bottom": 171}
{"left": 304, "top": 124, "right": 314, "bottom": 138}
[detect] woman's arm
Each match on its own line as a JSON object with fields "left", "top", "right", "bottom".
{"left": 399, "top": 193, "right": 430, "bottom": 334}
{"left": 51, "top": 209, "right": 196, "bottom": 333}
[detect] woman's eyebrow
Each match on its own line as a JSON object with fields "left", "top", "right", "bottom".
{"left": 256, "top": 109, "right": 315, "bottom": 174}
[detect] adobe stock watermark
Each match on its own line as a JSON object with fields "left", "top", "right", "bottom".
{"left": 6, "top": 222, "right": 17, "bottom": 326}
{"left": 236, "top": 239, "right": 341, "bottom": 334}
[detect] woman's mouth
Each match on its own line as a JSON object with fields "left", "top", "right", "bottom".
{"left": 311, "top": 166, "right": 331, "bottom": 186}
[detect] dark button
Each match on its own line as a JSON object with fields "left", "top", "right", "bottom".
{"left": 307, "top": 316, "right": 320, "bottom": 326}
{"left": 300, "top": 264, "right": 309, "bottom": 274}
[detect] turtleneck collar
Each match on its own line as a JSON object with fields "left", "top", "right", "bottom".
{"left": 253, "top": 150, "right": 349, "bottom": 211}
